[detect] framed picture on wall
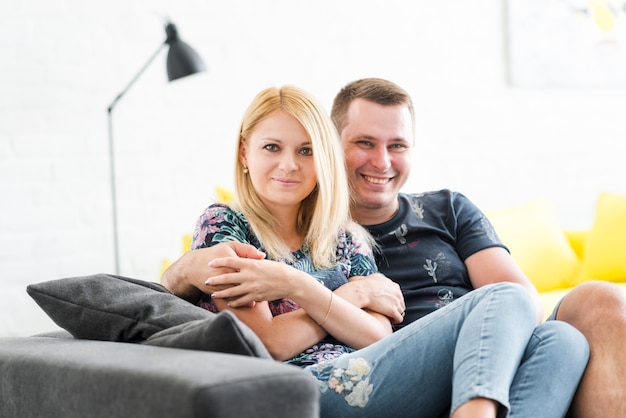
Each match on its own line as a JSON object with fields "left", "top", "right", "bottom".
{"left": 507, "top": 0, "right": 626, "bottom": 87}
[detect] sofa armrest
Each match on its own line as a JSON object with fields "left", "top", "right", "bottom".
{"left": 0, "top": 337, "right": 318, "bottom": 418}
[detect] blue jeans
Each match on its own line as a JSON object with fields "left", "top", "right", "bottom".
{"left": 305, "top": 282, "right": 589, "bottom": 418}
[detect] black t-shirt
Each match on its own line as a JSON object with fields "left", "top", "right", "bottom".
{"left": 364, "top": 190, "right": 507, "bottom": 330}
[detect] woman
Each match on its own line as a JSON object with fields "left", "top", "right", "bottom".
{"left": 191, "top": 85, "right": 588, "bottom": 417}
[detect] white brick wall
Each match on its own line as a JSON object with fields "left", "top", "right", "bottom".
{"left": 2, "top": 0, "right": 625, "bottom": 336}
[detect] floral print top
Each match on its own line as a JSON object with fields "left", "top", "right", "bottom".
{"left": 192, "top": 203, "right": 378, "bottom": 367}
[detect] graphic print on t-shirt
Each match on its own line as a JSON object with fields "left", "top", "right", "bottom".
{"left": 388, "top": 223, "right": 409, "bottom": 244}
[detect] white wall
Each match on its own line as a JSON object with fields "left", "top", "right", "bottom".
{"left": 2, "top": 0, "right": 625, "bottom": 336}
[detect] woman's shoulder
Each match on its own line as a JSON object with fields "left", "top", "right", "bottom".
{"left": 202, "top": 202, "right": 234, "bottom": 215}
{"left": 193, "top": 203, "right": 251, "bottom": 249}
{"left": 199, "top": 202, "right": 247, "bottom": 222}
{"left": 340, "top": 220, "right": 376, "bottom": 256}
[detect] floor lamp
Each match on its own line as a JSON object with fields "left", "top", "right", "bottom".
{"left": 107, "top": 21, "right": 206, "bottom": 275}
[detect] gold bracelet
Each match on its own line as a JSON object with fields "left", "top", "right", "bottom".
{"left": 317, "top": 291, "right": 334, "bottom": 327}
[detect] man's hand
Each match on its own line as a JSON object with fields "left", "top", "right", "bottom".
{"left": 160, "top": 241, "right": 265, "bottom": 303}
{"left": 337, "top": 273, "right": 406, "bottom": 324}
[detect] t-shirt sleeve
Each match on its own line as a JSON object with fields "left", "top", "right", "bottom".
{"left": 451, "top": 192, "right": 508, "bottom": 261}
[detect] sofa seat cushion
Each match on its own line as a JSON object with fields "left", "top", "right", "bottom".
{"left": 0, "top": 337, "right": 318, "bottom": 418}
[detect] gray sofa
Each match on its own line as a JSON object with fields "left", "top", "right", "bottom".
{"left": 0, "top": 274, "right": 320, "bottom": 418}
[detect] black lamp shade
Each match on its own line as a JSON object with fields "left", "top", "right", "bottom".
{"left": 165, "top": 22, "right": 206, "bottom": 81}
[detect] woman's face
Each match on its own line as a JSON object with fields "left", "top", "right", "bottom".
{"left": 241, "top": 109, "right": 317, "bottom": 214}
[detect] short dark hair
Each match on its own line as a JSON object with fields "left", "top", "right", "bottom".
{"left": 331, "top": 78, "right": 415, "bottom": 135}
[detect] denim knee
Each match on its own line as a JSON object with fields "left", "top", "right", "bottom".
{"left": 485, "top": 281, "right": 536, "bottom": 320}
{"left": 534, "top": 320, "right": 590, "bottom": 367}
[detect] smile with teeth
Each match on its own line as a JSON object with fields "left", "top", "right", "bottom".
{"left": 363, "top": 175, "right": 391, "bottom": 185}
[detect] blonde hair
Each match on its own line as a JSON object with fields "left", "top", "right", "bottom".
{"left": 233, "top": 85, "right": 351, "bottom": 268}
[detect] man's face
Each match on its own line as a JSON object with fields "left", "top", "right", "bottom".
{"left": 339, "top": 98, "right": 414, "bottom": 224}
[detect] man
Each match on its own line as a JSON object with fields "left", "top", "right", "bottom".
{"left": 162, "top": 78, "right": 625, "bottom": 417}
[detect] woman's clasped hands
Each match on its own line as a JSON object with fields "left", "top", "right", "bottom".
{"left": 206, "top": 255, "right": 308, "bottom": 308}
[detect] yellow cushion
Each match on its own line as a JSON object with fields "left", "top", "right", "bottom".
{"left": 564, "top": 230, "right": 588, "bottom": 260}
{"left": 577, "top": 192, "right": 626, "bottom": 282}
{"left": 183, "top": 234, "right": 193, "bottom": 252}
{"left": 216, "top": 186, "right": 234, "bottom": 203}
{"left": 486, "top": 199, "right": 580, "bottom": 292}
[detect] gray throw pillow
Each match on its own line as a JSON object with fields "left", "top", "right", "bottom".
{"left": 27, "top": 274, "right": 214, "bottom": 342}
{"left": 142, "top": 310, "right": 271, "bottom": 359}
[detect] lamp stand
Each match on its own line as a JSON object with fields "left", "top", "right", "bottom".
{"left": 106, "top": 21, "right": 205, "bottom": 275}
{"left": 107, "top": 42, "right": 167, "bottom": 275}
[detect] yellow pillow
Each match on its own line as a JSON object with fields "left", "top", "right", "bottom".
{"left": 216, "top": 186, "right": 234, "bottom": 203}
{"left": 577, "top": 192, "right": 626, "bottom": 282}
{"left": 486, "top": 199, "right": 580, "bottom": 292}
{"left": 564, "top": 230, "right": 589, "bottom": 261}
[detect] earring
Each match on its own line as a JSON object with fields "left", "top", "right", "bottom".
{"left": 243, "top": 167, "right": 249, "bottom": 174}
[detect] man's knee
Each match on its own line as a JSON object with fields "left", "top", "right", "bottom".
{"left": 556, "top": 281, "right": 626, "bottom": 324}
